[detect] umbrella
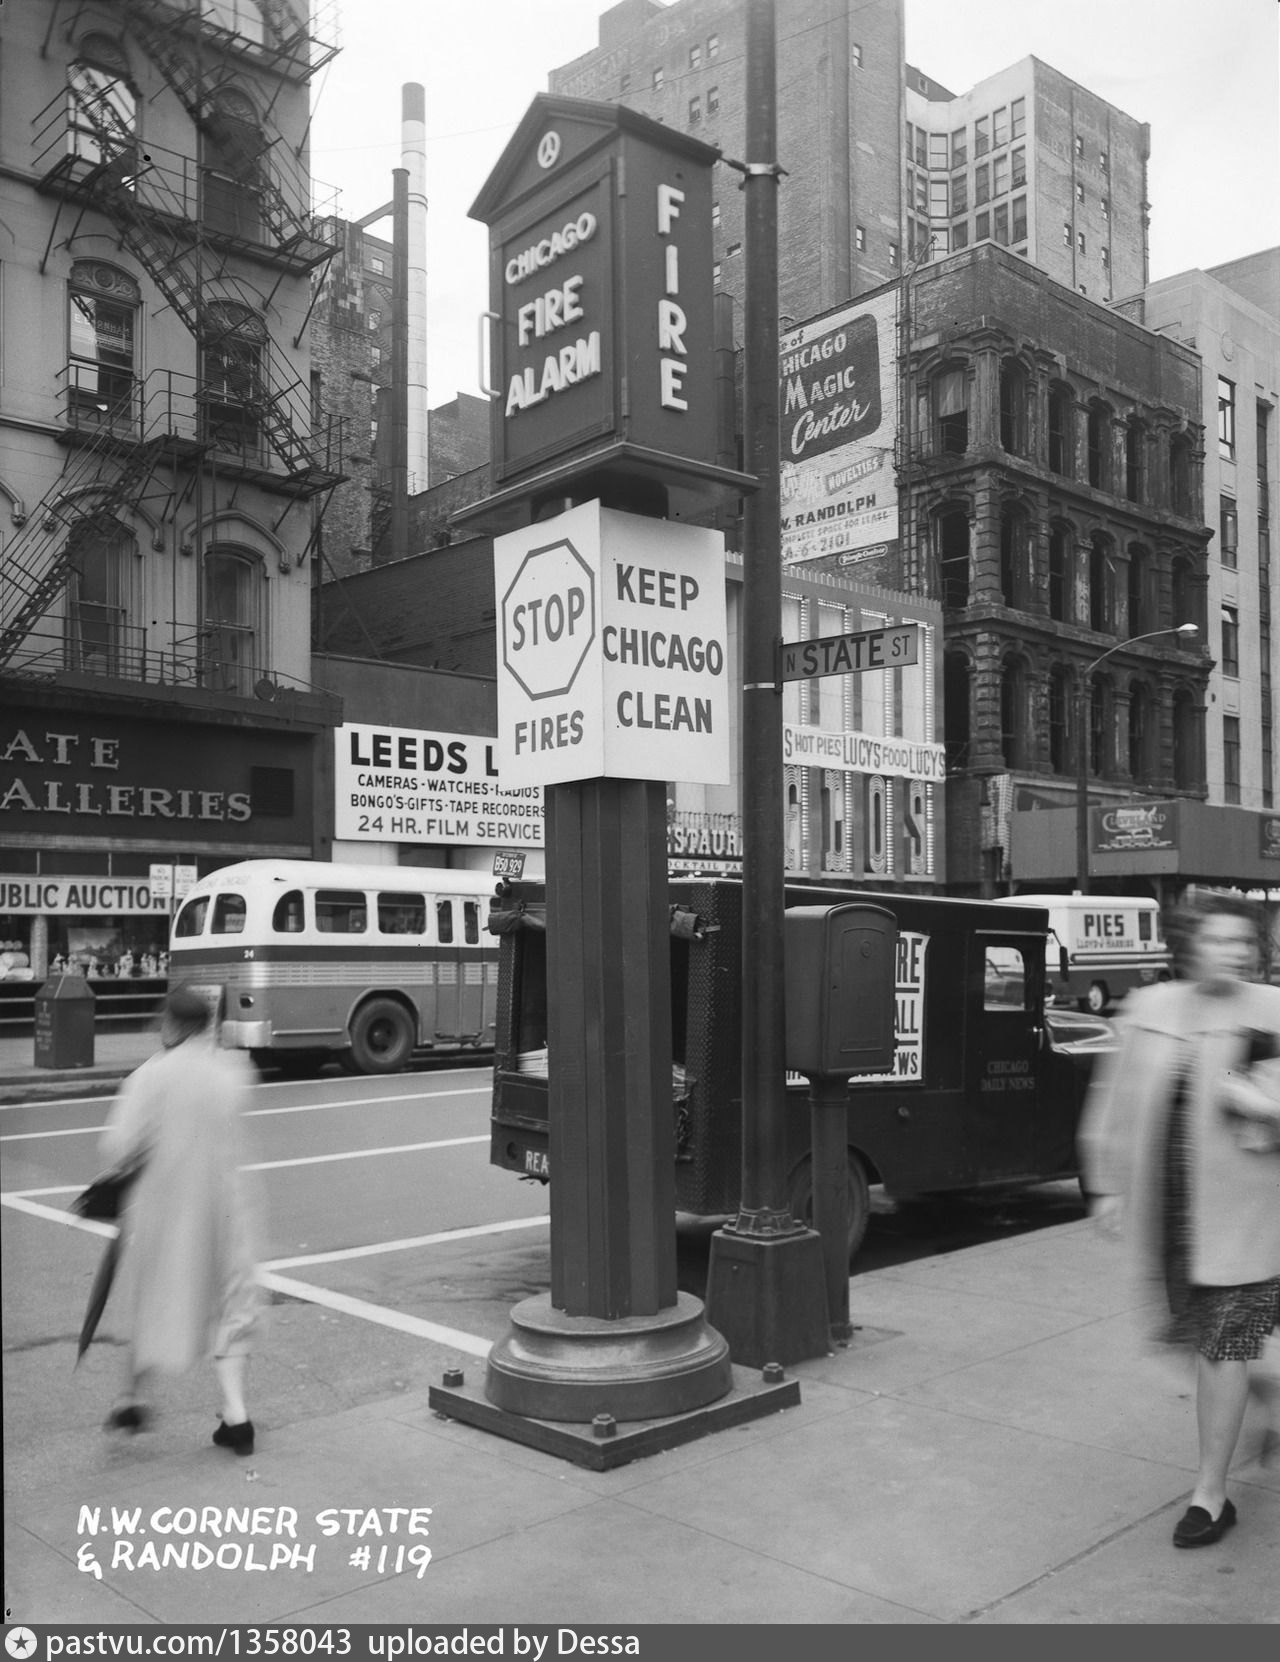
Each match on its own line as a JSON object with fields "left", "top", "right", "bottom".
{"left": 76, "top": 1230, "right": 121, "bottom": 1366}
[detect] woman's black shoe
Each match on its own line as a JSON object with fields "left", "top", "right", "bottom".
{"left": 1172, "top": 1497, "right": 1236, "bottom": 1547}
{"left": 104, "top": 1404, "right": 149, "bottom": 1433}
{"left": 213, "top": 1418, "right": 255, "bottom": 1456}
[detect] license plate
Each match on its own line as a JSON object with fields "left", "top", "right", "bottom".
{"left": 523, "top": 1147, "right": 549, "bottom": 1178}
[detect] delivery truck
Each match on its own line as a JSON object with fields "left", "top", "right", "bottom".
{"left": 488, "top": 877, "right": 1115, "bottom": 1265}
{"left": 996, "top": 893, "right": 1171, "bottom": 1014}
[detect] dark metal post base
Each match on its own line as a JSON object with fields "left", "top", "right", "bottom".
{"left": 484, "top": 1290, "right": 732, "bottom": 1423}
{"left": 704, "top": 1224, "right": 831, "bottom": 1367}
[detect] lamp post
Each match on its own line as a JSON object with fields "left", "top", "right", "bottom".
{"left": 1074, "top": 623, "right": 1199, "bottom": 894}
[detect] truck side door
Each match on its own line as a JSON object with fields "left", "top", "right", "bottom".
{"left": 966, "top": 932, "right": 1043, "bottom": 1181}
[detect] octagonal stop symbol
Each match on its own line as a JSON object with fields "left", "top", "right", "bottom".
{"left": 500, "top": 538, "right": 597, "bottom": 701}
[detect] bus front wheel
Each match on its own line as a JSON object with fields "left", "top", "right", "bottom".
{"left": 346, "top": 999, "right": 416, "bottom": 1074}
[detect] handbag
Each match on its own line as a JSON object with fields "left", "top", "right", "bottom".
{"left": 72, "top": 1162, "right": 143, "bottom": 1222}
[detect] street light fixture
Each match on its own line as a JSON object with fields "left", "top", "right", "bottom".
{"left": 1074, "top": 623, "right": 1199, "bottom": 894}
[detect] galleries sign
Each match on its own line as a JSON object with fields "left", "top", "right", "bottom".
{"left": 779, "top": 290, "right": 899, "bottom": 566}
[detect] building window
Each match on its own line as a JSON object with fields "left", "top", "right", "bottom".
{"left": 1011, "top": 97, "right": 1026, "bottom": 138}
{"left": 951, "top": 172, "right": 968, "bottom": 213}
{"left": 929, "top": 178, "right": 949, "bottom": 217}
{"left": 1173, "top": 689, "right": 1201, "bottom": 791}
{"left": 200, "top": 301, "right": 266, "bottom": 462}
{"left": 1075, "top": 181, "right": 1085, "bottom": 204}
{"left": 1218, "top": 376, "right": 1236, "bottom": 459}
{"left": 1102, "top": 246, "right": 1110, "bottom": 270}
{"left": 932, "top": 363, "right": 969, "bottom": 455}
{"left": 993, "top": 202, "right": 1009, "bottom": 245}
{"left": 689, "top": 44, "right": 702, "bottom": 69}
{"left": 993, "top": 155, "right": 1008, "bottom": 197}
{"left": 707, "top": 85, "right": 719, "bottom": 116}
{"left": 1000, "top": 504, "right": 1030, "bottom": 607}
{"left": 1063, "top": 221, "right": 1071, "bottom": 245}
{"left": 202, "top": 547, "right": 261, "bottom": 695}
{"left": 855, "top": 224, "right": 866, "bottom": 251}
{"left": 1101, "top": 197, "right": 1110, "bottom": 219}
{"left": 367, "top": 311, "right": 381, "bottom": 330}
{"left": 711, "top": 200, "right": 721, "bottom": 227}
{"left": 1011, "top": 195, "right": 1027, "bottom": 242}
{"left": 725, "top": 241, "right": 741, "bottom": 258}
{"left": 200, "top": 85, "right": 266, "bottom": 242}
{"left": 929, "top": 131, "right": 948, "bottom": 167}
{"left": 707, "top": 33, "right": 719, "bottom": 60}
{"left": 1001, "top": 658, "right": 1031, "bottom": 769}
{"left": 712, "top": 262, "right": 721, "bottom": 285}
{"left": 992, "top": 106, "right": 1008, "bottom": 147}
{"left": 1128, "top": 682, "right": 1154, "bottom": 782}
{"left": 65, "top": 516, "right": 132, "bottom": 676}
{"left": 852, "top": 42, "right": 863, "bottom": 67}
{"left": 1170, "top": 432, "right": 1193, "bottom": 516}
{"left": 1048, "top": 383, "right": 1073, "bottom": 475}
{"left": 1220, "top": 496, "right": 1238, "bottom": 567}
{"left": 1087, "top": 400, "right": 1111, "bottom": 490}
{"left": 1124, "top": 417, "right": 1145, "bottom": 502}
{"left": 913, "top": 170, "right": 928, "bottom": 213}
{"left": 1077, "top": 231, "right": 1086, "bottom": 254}
{"left": 652, "top": 66, "right": 664, "bottom": 90}
{"left": 1049, "top": 522, "right": 1071, "bottom": 620}
{"left": 368, "top": 255, "right": 386, "bottom": 275}
{"left": 951, "top": 128, "right": 967, "bottom": 167}
{"left": 688, "top": 95, "right": 701, "bottom": 123}
{"left": 974, "top": 116, "right": 990, "bottom": 157}
{"left": 1011, "top": 147, "right": 1026, "bottom": 188}
{"left": 1223, "top": 715, "right": 1241, "bottom": 803}
{"left": 67, "top": 37, "right": 137, "bottom": 168}
{"left": 999, "top": 358, "right": 1028, "bottom": 454}
{"left": 888, "top": 242, "right": 899, "bottom": 266}
{"left": 370, "top": 345, "right": 382, "bottom": 368}
{"left": 1089, "top": 531, "right": 1114, "bottom": 630}
{"left": 974, "top": 163, "right": 990, "bottom": 206}
{"left": 67, "top": 260, "right": 140, "bottom": 428}
{"left": 951, "top": 220, "right": 969, "bottom": 250}
{"left": 1100, "top": 150, "right": 1109, "bottom": 172}
{"left": 938, "top": 509, "right": 970, "bottom": 607}
{"left": 1127, "top": 543, "right": 1151, "bottom": 635}
{"left": 1222, "top": 606, "right": 1240, "bottom": 677}
{"left": 975, "top": 211, "right": 990, "bottom": 242}
{"left": 1074, "top": 134, "right": 1084, "bottom": 158}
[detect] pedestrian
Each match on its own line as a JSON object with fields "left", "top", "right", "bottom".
{"left": 98, "top": 983, "right": 264, "bottom": 1455}
{"left": 1079, "top": 891, "right": 1280, "bottom": 1548}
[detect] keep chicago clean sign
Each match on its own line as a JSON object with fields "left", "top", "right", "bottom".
{"left": 334, "top": 724, "right": 544, "bottom": 847}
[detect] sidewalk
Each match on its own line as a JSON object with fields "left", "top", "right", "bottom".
{"left": 0, "top": 1027, "right": 157, "bottom": 1103}
{"left": 4, "top": 1036, "right": 1277, "bottom": 1625}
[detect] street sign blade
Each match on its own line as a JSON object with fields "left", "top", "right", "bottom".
{"left": 778, "top": 622, "right": 919, "bottom": 682}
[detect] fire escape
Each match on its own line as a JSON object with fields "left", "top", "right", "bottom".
{"left": 0, "top": 0, "right": 344, "bottom": 670}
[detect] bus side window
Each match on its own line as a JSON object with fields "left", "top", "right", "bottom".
{"left": 436, "top": 899, "right": 454, "bottom": 945}
{"left": 463, "top": 901, "right": 480, "bottom": 945}
{"left": 211, "top": 894, "right": 247, "bottom": 935}
{"left": 378, "top": 893, "right": 426, "bottom": 935}
{"left": 173, "top": 897, "right": 209, "bottom": 938}
{"left": 272, "top": 891, "right": 305, "bottom": 933}
{"left": 316, "top": 889, "right": 368, "bottom": 933}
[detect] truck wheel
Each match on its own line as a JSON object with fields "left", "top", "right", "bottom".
{"left": 347, "top": 999, "right": 415, "bottom": 1074}
{"left": 786, "top": 1151, "right": 872, "bottom": 1266}
{"left": 1084, "top": 981, "right": 1110, "bottom": 1015}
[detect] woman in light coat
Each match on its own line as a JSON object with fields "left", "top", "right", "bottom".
{"left": 1079, "top": 891, "right": 1280, "bottom": 1548}
{"left": 100, "top": 984, "right": 264, "bottom": 1454}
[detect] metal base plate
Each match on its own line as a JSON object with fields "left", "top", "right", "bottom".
{"left": 427, "top": 1364, "right": 800, "bottom": 1471}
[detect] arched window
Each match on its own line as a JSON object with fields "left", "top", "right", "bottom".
{"left": 1127, "top": 679, "right": 1155, "bottom": 782}
{"left": 1089, "top": 530, "right": 1113, "bottom": 632}
{"left": 200, "top": 301, "right": 267, "bottom": 460}
{"left": 1124, "top": 416, "right": 1146, "bottom": 503}
{"left": 1048, "top": 382, "right": 1073, "bottom": 476}
{"left": 65, "top": 515, "right": 134, "bottom": 676}
{"left": 1087, "top": 399, "right": 1112, "bottom": 490}
{"left": 1173, "top": 688, "right": 1201, "bottom": 791}
{"left": 999, "top": 358, "right": 1029, "bottom": 456}
{"left": 944, "top": 651, "right": 972, "bottom": 770}
{"left": 1048, "top": 521, "right": 1071, "bottom": 621}
{"left": 927, "top": 361, "right": 969, "bottom": 455}
{"left": 202, "top": 546, "right": 261, "bottom": 694}
{"left": 201, "top": 86, "right": 265, "bottom": 241}
{"left": 67, "top": 261, "right": 140, "bottom": 428}
{"left": 1126, "top": 542, "right": 1151, "bottom": 637}
{"left": 1048, "top": 664, "right": 1071, "bottom": 773}
{"left": 1169, "top": 432, "right": 1193, "bottom": 517}
{"left": 938, "top": 506, "right": 970, "bottom": 607}
{"left": 67, "top": 35, "right": 136, "bottom": 168}
{"left": 1171, "top": 554, "right": 1204, "bottom": 636}
{"left": 1000, "top": 501, "right": 1030, "bottom": 609}
{"left": 1000, "top": 656, "right": 1030, "bottom": 769}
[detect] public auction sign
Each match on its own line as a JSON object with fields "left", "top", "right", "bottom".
{"left": 494, "top": 501, "right": 730, "bottom": 789}
{"left": 779, "top": 288, "right": 899, "bottom": 567}
{"left": 333, "top": 724, "right": 544, "bottom": 847}
{"left": 470, "top": 93, "right": 728, "bottom": 494}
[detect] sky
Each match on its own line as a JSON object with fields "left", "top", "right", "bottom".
{"left": 306, "top": 0, "right": 1280, "bottom": 407}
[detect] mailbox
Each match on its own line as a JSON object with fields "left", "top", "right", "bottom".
{"left": 33, "top": 974, "right": 96, "bottom": 1069}
{"left": 784, "top": 904, "right": 896, "bottom": 1078}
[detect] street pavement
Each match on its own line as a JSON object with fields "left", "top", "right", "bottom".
{"left": 2, "top": 1028, "right": 1278, "bottom": 1626}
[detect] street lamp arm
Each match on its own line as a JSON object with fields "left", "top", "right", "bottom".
{"left": 1081, "top": 622, "right": 1199, "bottom": 680}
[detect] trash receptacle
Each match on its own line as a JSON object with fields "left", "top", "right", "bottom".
{"left": 33, "top": 975, "right": 96, "bottom": 1069}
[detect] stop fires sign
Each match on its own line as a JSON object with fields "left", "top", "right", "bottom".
{"left": 500, "top": 538, "right": 597, "bottom": 701}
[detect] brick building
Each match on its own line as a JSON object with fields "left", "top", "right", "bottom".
{"left": 904, "top": 57, "right": 1150, "bottom": 301}
{"left": 895, "top": 243, "right": 1211, "bottom": 894}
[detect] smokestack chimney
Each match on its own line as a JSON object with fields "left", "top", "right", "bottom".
{"left": 402, "top": 82, "right": 428, "bottom": 491}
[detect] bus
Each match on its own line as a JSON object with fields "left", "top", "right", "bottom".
{"left": 168, "top": 860, "right": 500, "bottom": 1074}
{"left": 995, "top": 893, "right": 1171, "bottom": 1013}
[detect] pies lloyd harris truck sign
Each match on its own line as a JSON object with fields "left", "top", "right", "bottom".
{"left": 470, "top": 94, "right": 736, "bottom": 496}
{"left": 779, "top": 290, "right": 899, "bottom": 567}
